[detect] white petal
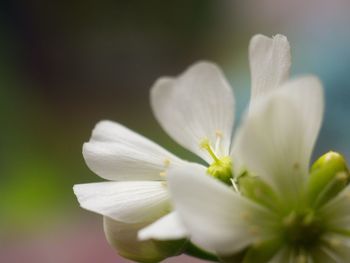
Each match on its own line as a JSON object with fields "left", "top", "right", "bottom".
{"left": 320, "top": 234, "right": 350, "bottom": 263}
{"left": 320, "top": 186, "right": 350, "bottom": 229}
{"left": 103, "top": 217, "right": 186, "bottom": 262}
{"left": 249, "top": 34, "right": 291, "bottom": 109}
{"left": 168, "top": 163, "right": 266, "bottom": 255}
{"left": 138, "top": 212, "right": 188, "bottom": 241}
{"left": 73, "top": 181, "right": 170, "bottom": 223}
{"left": 151, "top": 61, "right": 235, "bottom": 163}
{"left": 83, "top": 120, "right": 185, "bottom": 181}
{"left": 233, "top": 76, "right": 324, "bottom": 200}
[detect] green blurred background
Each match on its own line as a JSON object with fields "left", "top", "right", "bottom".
{"left": 1, "top": 0, "right": 350, "bottom": 262}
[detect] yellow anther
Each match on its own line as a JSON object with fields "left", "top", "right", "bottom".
{"left": 296, "top": 255, "right": 307, "bottom": 263}
{"left": 302, "top": 212, "right": 314, "bottom": 226}
{"left": 200, "top": 138, "right": 211, "bottom": 149}
{"left": 293, "top": 162, "right": 300, "bottom": 170}
{"left": 283, "top": 211, "right": 297, "bottom": 227}
{"left": 252, "top": 239, "right": 263, "bottom": 248}
{"left": 159, "top": 172, "right": 167, "bottom": 177}
{"left": 336, "top": 171, "right": 348, "bottom": 182}
{"left": 163, "top": 158, "right": 171, "bottom": 168}
{"left": 249, "top": 226, "right": 260, "bottom": 236}
{"left": 215, "top": 130, "right": 223, "bottom": 138}
{"left": 240, "top": 211, "right": 252, "bottom": 221}
{"left": 328, "top": 237, "right": 341, "bottom": 247}
{"left": 345, "top": 192, "right": 350, "bottom": 199}
{"left": 254, "top": 187, "right": 263, "bottom": 198}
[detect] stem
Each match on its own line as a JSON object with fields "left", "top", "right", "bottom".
{"left": 184, "top": 242, "right": 220, "bottom": 262}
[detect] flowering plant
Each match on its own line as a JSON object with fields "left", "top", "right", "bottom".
{"left": 74, "top": 34, "right": 350, "bottom": 263}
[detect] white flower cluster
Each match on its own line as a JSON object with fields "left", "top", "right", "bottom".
{"left": 74, "top": 35, "right": 350, "bottom": 263}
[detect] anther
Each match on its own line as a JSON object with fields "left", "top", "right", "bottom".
{"left": 163, "top": 158, "right": 171, "bottom": 168}
{"left": 283, "top": 211, "right": 297, "bottom": 227}
{"left": 345, "top": 192, "right": 350, "bottom": 199}
{"left": 293, "top": 162, "right": 300, "bottom": 170}
{"left": 249, "top": 226, "right": 260, "bottom": 236}
{"left": 254, "top": 187, "right": 263, "bottom": 198}
{"left": 240, "top": 212, "right": 252, "bottom": 221}
{"left": 296, "top": 255, "right": 307, "bottom": 263}
{"left": 336, "top": 171, "right": 348, "bottom": 182}
{"left": 215, "top": 130, "right": 223, "bottom": 154}
{"left": 159, "top": 172, "right": 167, "bottom": 177}
{"left": 252, "top": 239, "right": 263, "bottom": 248}
{"left": 215, "top": 130, "right": 223, "bottom": 138}
{"left": 302, "top": 212, "right": 314, "bottom": 226}
{"left": 328, "top": 237, "right": 341, "bottom": 248}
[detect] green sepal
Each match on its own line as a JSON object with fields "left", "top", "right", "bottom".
{"left": 184, "top": 242, "right": 220, "bottom": 262}
{"left": 307, "top": 151, "right": 349, "bottom": 208}
{"left": 103, "top": 217, "right": 187, "bottom": 263}
{"left": 218, "top": 247, "right": 248, "bottom": 263}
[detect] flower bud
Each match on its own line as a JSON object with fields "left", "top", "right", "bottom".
{"left": 103, "top": 217, "right": 187, "bottom": 262}
{"left": 307, "top": 151, "right": 349, "bottom": 208}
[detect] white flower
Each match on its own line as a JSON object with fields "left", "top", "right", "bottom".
{"left": 73, "top": 34, "right": 291, "bottom": 260}
{"left": 166, "top": 71, "right": 350, "bottom": 262}
{"left": 167, "top": 75, "right": 324, "bottom": 255}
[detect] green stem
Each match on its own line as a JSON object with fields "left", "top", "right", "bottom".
{"left": 184, "top": 242, "right": 220, "bottom": 262}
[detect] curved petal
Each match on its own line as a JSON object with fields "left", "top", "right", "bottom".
{"left": 73, "top": 181, "right": 171, "bottom": 223}
{"left": 232, "top": 76, "right": 324, "bottom": 200}
{"left": 320, "top": 234, "right": 350, "bottom": 263}
{"left": 83, "top": 120, "right": 185, "bottom": 181}
{"left": 167, "top": 163, "right": 268, "bottom": 255}
{"left": 320, "top": 186, "right": 350, "bottom": 229}
{"left": 151, "top": 61, "right": 235, "bottom": 163}
{"left": 104, "top": 217, "right": 186, "bottom": 262}
{"left": 249, "top": 34, "right": 291, "bottom": 109}
{"left": 138, "top": 212, "right": 188, "bottom": 241}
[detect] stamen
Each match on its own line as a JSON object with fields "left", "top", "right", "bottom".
{"left": 163, "top": 158, "right": 171, "bottom": 168}
{"left": 328, "top": 237, "right": 341, "bottom": 248}
{"left": 159, "top": 172, "right": 167, "bottom": 177}
{"left": 215, "top": 130, "right": 223, "bottom": 154}
{"left": 345, "top": 192, "right": 350, "bottom": 199}
{"left": 302, "top": 212, "right": 314, "bottom": 226}
{"left": 200, "top": 138, "right": 220, "bottom": 162}
{"left": 283, "top": 211, "right": 297, "bottom": 227}
{"left": 296, "top": 255, "right": 307, "bottom": 263}
{"left": 231, "top": 178, "right": 240, "bottom": 193}
{"left": 252, "top": 239, "right": 263, "bottom": 248}
{"left": 215, "top": 129, "right": 223, "bottom": 138}
{"left": 293, "top": 162, "right": 300, "bottom": 170}
{"left": 336, "top": 171, "right": 348, "bottom": 182}
{"left": 249, "top": 226, "right": 260, "bottom": 236}
{"left": 240, "top": 211, "right": 251, "bottom": 221}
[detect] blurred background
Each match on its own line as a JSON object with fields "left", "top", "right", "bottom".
{"left": 1, "top": 0, "right": 350, "bottom": 262}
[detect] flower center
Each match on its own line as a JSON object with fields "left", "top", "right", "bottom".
{"left": 282, "top": 210, "right": 324, "bottom": 249}
{"left": 200, "top": 136, "right": 233, "bottom": 185}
